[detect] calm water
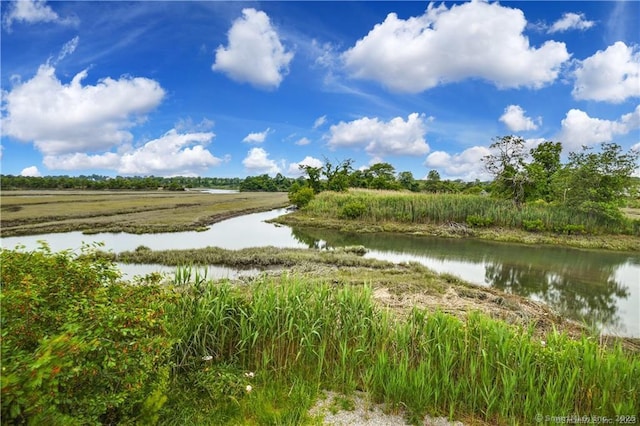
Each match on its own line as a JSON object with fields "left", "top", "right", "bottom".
{"left": 2, "top": 209, "right": 638, "bottom": 337}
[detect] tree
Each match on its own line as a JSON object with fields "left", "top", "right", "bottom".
{"left": 300, "top": 165, "right": 323, "bottom": 194}
{"left": 483, "top": 135, "right": 529, "bottom": 207}
{"left": 427, "top": 170, "right": 441, "bottom": 182}
{"left": 322, "top": 158, "right": 353, "bottom": 192}
{"left": 560, "top": 142, "right": 639, "bottom": 220}
{"left": 526, "top": 141, "right": 562, "bottom": 202}
{"left": 397, "top": 171, "right": 418, "bottom": 192}
{"left": 365, "top": 163, "right": 398, "bottom": 190}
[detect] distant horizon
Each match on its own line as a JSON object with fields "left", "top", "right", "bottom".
{"left": 1, "top": 1, "right": 639, "bottom": 180}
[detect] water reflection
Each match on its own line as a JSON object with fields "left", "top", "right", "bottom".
{"left": 290, "top": 227, "right": 640, "bottom": 337}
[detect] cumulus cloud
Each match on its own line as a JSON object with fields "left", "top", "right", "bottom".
{"left": 295, "top": 137, "right": 311, "bottom": 146}
{"left": 287, "top": 156, "right": 323, "bottom": 176}
{"left": 43, "top": 129, "right": 222, "bottom": 176}
{"left": 548, "top": 12, "right": 595, "bottom": 33}
{"left": 242, "top": 147, "right": 281, "bottom": 175}
{"left": 572, "top": 42, "right": 640, "bottom": 103}
{"left": 424, "top": 146, "right": 492, "bottom": 181}
{"left": 313, "top": 115, "right": 327, "bottom": 129}
{"left": 213, "top": 8, "right": 294, "bottom": 89}
{"left": 2, "top": 0, "right": 77, "bottom": 31}
{"left": 557, "top": 106, "right": 640, "bottom": 150}
{"left": 342, "top": 1, "right": 570, "bottom": 93}
{"left": 20, "top": 166, "right": 41, "bottom": 177}
{"left": 499, "top": 105, "right": 540, "bottom": 132}
{"left": 327, "top": 113, "right": 430, "bottom": 160}
{"left": 243, "top": 128, "right": 271, "bottom": 143}
{"left": 1, "top": 64, "right": 165, "bottom": 156}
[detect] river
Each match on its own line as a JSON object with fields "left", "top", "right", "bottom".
{"left": 2, "top": 208, "right": 638, "bottom": 337}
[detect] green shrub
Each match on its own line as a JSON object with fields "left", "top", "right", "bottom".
{"left": 554, "top": 224, "right": 587, "bottom": 235}
{"left": 522, "top": 219, "right": 545, "bottom": 232}
{"left": 288, "top": 186, "right": 315, "bottom": 208}
{"left": 0, "top": 245, "right": 174, "bottom": 424}
{"left": 340, "top": 201, "right": 367, "bottom": 219}
{"left": 466, "top": 214, "right": 493, "bottom": 227}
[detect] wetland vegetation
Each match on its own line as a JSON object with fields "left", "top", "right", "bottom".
{"left": 2, "top": 138, "right": 639, "bottom": 424}
{"left": 2, "top": 246, "right": 639, "bottom": 425}
{"left": 0, "top": 190, "right": 288, "bottom": 237}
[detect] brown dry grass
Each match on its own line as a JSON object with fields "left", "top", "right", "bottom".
{"left": 0, "top": 190, "right": 288, "bottom": 236}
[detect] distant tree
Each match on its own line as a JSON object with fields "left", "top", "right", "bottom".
{"left": 397, "top": 171, "right": 418, "bottom": 192}
{"left": 365, "top": 163, "right": 398, "bottom": 189}
{"left": 560, "top": 142, "right": 639, "bottom": 220}
{"left": 526, "top": 141, "right": 562, "bottom": 202}
{"left": 322, "top": 158, "right": 353, "bottom": 192}
{"left": 426, "top": 170, "right": 441, "bottom": 182}
{"left": 300, "top": 165, "right": 323, "bottom": 194}
{"left": 483, "top": 135, "right": 530, "bottom": 207}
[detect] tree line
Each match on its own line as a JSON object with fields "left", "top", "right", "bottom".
{"left": 0, "top": 175, "right": 243, "bottom": 191}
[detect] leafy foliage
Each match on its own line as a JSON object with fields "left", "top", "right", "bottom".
{"left": 1, "top": 245, "right": 174, "bottom": 424}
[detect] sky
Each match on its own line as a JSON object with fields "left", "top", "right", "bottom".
{"left": 1, "top": 0, "right": 639, "bottom": 180}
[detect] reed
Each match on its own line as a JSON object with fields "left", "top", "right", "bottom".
{"left": 302, "top": 190, "right": 636, "bottom": 235}
{"left": 167, "top": 273, "right": 640, "bottom": 424}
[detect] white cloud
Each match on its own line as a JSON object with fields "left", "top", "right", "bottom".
{"left": 424, "top": 146, "right": 492, "bottom": 181}
{"left": 548, "top": 12, "right": 595, "bottom": 34}
{"left": 2, "top": 0, "right": 77, "bottom": 31}
{"left": 499, "top": 105, "right": 540, "bottom": 132}
{"left": 57, "top": 36, "right": 79, "bottom": 62}
{"left": 1, "top": 64, "right": 165, "bottom": 156}
{"left": 43, "top": 129, "right": 222, "bottom": 176}
{"left": 213, "top": 8, "right": 294, "bottom": 89}
{"left": 342, "top": 1, "right": 570, "bottom": 93}
{"left": 287, "top": 156, "right": 323, "bottom": 176}
{"left": 313, "top": 115, "right": 327, "bottom": 129}
{"left": 295, "top": 137, "right": 311, "bottom": 146}
{"left": 242, "top": 147, "right": 281, "bottom": 175}
{"left": 243, "top": 128, "right": 271, "bottom": 143}
{"left": 557, "top": 106, "right": 640, "bottom": 150}
{"left": 20, "top": 166, "right": 41, "bottom": 177}
{"left": 327, "top": 113, "right": 430, "bottom": 160}
{"left": 572, "top": 42, "right": 640, "bottom": 103}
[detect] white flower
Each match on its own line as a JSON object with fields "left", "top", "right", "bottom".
{"left": 245, "top": 385, "right": 253, "bottom": 393}
{"left": 202, "top": 355, "right": 213, "bottom": 361}
{"left": 540, "top": 341, "right": 546, "bottom": 347}
{"left": 244, "top": 372, "right": 255, "bottom": 378}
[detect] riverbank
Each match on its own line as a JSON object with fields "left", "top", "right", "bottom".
{"left": 106, "top": 245, "right": 639, "bottom": 347}
{"left": 275, "top": 189, "right": 640, "bottom": 252}
{"left": 0, "top": 190, "right": 288, "bottom": 237}
{"left": 273, "top": 211, "right": 640, "bottom": 252}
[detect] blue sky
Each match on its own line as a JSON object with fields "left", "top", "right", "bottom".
{"left": 1, "top": 0, "right": 639, "bottom": 180}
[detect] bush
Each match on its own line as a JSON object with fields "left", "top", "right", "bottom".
{"left": 1, "top": 245, "right": 175, "bottom": 424}
{"left": 466, "top": 214, "right": 493, "bottom": 228}
{"left": 554, "top": 224, "right": 587, "bottom": 235}
{"left": 340, "top": 201, "right": 367, "bottom": 219}
{"left": 522, "top": 219, "right": 546, "bottom": 232}
{"left": 288, "top": 185, "right": 315, "bottom": 208}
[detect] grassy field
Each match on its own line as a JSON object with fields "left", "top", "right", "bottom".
{"left": 275, "top": 190, "right": 640, "bottom": 251}
{"left": 2, "top": 247, "right": 638, "bottom": 425}
{"left": 0, "top": 190, "right": 288, "bottom": 237}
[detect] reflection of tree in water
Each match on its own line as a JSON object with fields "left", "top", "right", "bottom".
{"left": 291, "top": 225, "right": 637, "bottom": 334}
{"left": 485, "top": 262, "right": 629, "bottom": 333}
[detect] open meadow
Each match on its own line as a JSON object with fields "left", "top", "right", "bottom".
{"left": 0, "top": 190, "right": 289, "bottom": 237}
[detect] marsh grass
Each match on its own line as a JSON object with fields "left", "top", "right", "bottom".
{"left": 0, "top": 191, "right": 288, "bottom": 236}
{"left": 303, "top": 190, "right": 636, "bottom": 235}
{"left": 165, "top": 274, "right": 640, "bottom": 424}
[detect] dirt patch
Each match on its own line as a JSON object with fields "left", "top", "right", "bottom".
{"left": 309, "top": 390, "right": 465, "bottom": 426}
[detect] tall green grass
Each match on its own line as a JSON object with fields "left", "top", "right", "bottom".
{"left": 303, "top": 190, "right": 637, "bottom": 235}
{"left": 167, "top": 273, "right": 640, "bottom": 424}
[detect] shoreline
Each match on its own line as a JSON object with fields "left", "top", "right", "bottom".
{"left": 271, "top": 212, "right": 640, "bottom": 252}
